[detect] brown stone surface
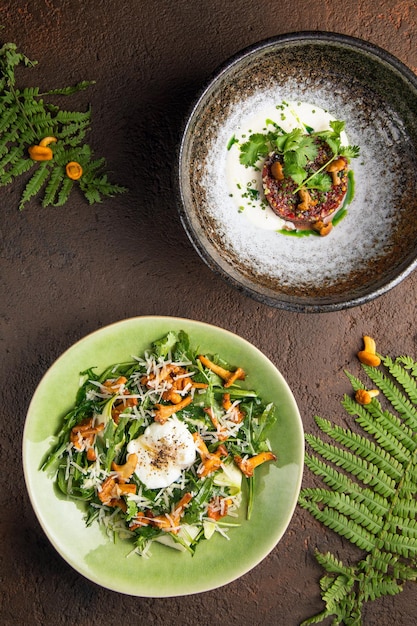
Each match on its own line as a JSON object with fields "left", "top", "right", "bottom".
{"left": 1, "top": 1, "right": 417, "bottom": 625}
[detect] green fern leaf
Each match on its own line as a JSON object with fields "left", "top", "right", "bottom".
{"left": 0, "top": 144, "right": 25, "bottom": 172}
{"left": 315, "top": 552, "right": 356, "bottom": 578}
{"left": 363, "top": 364, "right": 417, "bottom": 429}
{"left": 387, "top": 515, "right": 417, "bottom": 539}
{"left": 315, "top": 417, "right": 403, "bottom": 481}
{"left": 0, "top": 106, "right": 18, "bottom": 133}
{"left": 54, "top": 176, "right": 74, "bottom": 206}
{"left": 42, "top": 165, "right": 65, "bottom": 207}
{"left": 54, "top": 108, "right": 91, "bottom": 127}
{"left": 322, "top": 574, "right": 356, "bottom": 607}
{"left": 303, "top": 455, "right": 390, "bottom": 517}
{"left": 299, "top": 496, "right": 376, "bottom": 551}
{"left": 301, "top": 489, "right": 383, "bottom": 535}
{"left": 0, "top": 157, "right": 33, "bottom": 185}
{"left": 382, "top": 532, "right": 417, "bottom": 558}
{"left": 19, "top": 163, "right": 50, "bottom": 209}
{"left": 300, "top": 341, "right": 417, "bottom": 625}
{"left": 383, "top": 355, "right": 417, "bottom": 403}
{"left": 305, "top": 434, "right": 396, "bottom": 497}
{"left": 396, "top": 355, "right": 417, "bottom": 377}
{"left": 342, "top": 392, "right": 415, "bottom": 459}
{"left": 363, "top": 576, "right": 402, "bottom": 601}
{"left": 301, "top": 609, "right": 335, "bottom": 626}
{"left": 42, "top": 80, "right": 95, "bottom": 96}
{"left": 0, "top": 39, "right": 126, "bottom": 208}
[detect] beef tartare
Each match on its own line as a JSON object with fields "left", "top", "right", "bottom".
{"left": 262, "top": 138, "right": 349, "bottom": 236}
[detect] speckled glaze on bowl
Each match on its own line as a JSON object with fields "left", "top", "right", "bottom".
{"left": 178, "top": 32, "right": 417, "bottom": 312}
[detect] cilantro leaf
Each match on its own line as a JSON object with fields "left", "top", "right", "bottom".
{"left": 293, "top": 135, "right": 318, "bottom": 165}
{"left": 284, "top": 161, "right": 307, "bottom": 186}
{"left": 239, "top": 133, "right": 269, "bottom": 166}
{"left": 277, "top": 127, "right": 304, "bottom": 152}
{"left": 237, "top": 113, "right": 360, "bottom": 194}
{"left": 304, "top": 172, "right": 332, "bottom": 192}
{"left": 339, "top": 144, "right": 360, "bottom": 159}
{"left": 329, "top": 120, "right": 345, "bottom": 135}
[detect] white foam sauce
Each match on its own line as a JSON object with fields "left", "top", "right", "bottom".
{"left": 226, "top": 101, "right": 348, "bottom": 231}
{"left": 201, "top": 87, "right": 401, "bottom": 287}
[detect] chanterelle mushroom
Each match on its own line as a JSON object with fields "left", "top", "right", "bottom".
{"left": 297, "top": 187, "right": 318, "bottom": 212}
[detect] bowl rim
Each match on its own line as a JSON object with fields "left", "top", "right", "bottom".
{"left": 176, "top": 31, "right": 417, "bottom": 313}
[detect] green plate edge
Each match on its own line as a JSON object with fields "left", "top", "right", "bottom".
{"left": 22, "top": 316, "right": 304, "bottom": 597}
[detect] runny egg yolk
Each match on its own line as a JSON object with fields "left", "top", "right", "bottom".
{"left": 126, "top": 417, "right": 196, "bottom": 489}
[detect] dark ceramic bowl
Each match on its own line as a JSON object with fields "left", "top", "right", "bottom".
{"left": 178, "top": 32, "right": 417, "bottom": 312}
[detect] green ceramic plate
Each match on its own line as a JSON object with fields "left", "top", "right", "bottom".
{"left": 22, "top": 316, "right": 304, "bottom": 597}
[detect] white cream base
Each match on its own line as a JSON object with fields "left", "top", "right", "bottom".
{"left": 202, "top": 87, "right": 400, "bottom": 287}
{"left": 225, "top": 101, "right": 348, "bottom": 231}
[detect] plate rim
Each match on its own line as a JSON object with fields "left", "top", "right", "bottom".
{"left": 22, "top": 315, "right": 304, "bottom": 596}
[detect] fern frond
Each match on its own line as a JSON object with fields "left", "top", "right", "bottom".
{"left": 398, "top": 474, "right": 417, "bottom": 498}
{"left": 392, "top": 498, "right": 417, "bottom": 518}
{"left": 41, "top": 80, "right": 95, "bottom": 96}
{"left": 20, "top": 86, "right": 40, "bottom": 99}
{"left": 298, "top": 496, "right": 376, "bottom": 551}
{"left": 0, "top": 157, "right": 33, "bottom": 185}
{"left": 58, "top": 120, "right": 91, "bottom": 141}
{"left": 322, "top": 574, "right": 355, "bottom": 607}
{"left": 301, "top": 609, "right": 335, "bottom": 626}
{"left": 396, "top": 355, "right": 417, "bottom": 377}
{"left": 300, "top": 340, "right": 417, "bottom": 625}
{"left": 0, "top": 106, "right": 18, "bottom": 133}
{"left": 391, "top": 559, "right": 417, "bottom": 581}
{"left": 300, "top": 489, "right": 383, "bottom": 535}
{"left": 303, "top": 454, "right": 389, "bottom": 517}
{"left": 342, "top": 394, "right": 415, "bottom": 459}
{"left": 382, "top": 532, "right": 417, "bottom": 558}
{"left": 315, "top": 551, "right": 357, "bottom": 578}
{"left": 42, "top": 165, "right": 65, "bottom": 207}
{"left": 305, "top": 434, "right": 396, "bottom": 497}
{"left": 54, "top": 176, "right": 74, "bottom": 207}
{"left": 0, "top": 39, "right": 126, "bottom": 208}
{"left": 363, "top": 575, "right": 402, "bottom": 601}
{"left": 384, "top": 355, "right": 417, "bottom": 401}
{"left": 0, "top": 144, "right": 26, "bottom": 173}
{"left": 364, "top": 363, "right": 417, "bottom": 429}
{"left": 19, "top": 163, "right": 50, "bottom": 209}
{"left": 54, "top": 108, "right": 91, "bottom": 125}
{"left": 80, "top": 174, "right": 126, "bottom": 204}
{"left": 315, "top": 417, "right": 403, "bottom": 481}
{"left": 0, "top": 127, "right": 20, "bottom": 156}
{"left": 387, "top": 515, "right": 417, "bottom": 539}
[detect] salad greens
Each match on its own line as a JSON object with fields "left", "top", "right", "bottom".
{"left": 42, "top": 331, "right": 277, "bottom": 557}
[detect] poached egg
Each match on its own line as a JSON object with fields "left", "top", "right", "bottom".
{"left": 127, "top": 417, "right": 196, "bottom": 489}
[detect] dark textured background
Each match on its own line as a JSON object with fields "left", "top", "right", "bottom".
{"left": 1, "top": 1, "right": 417, "bottom": 625}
